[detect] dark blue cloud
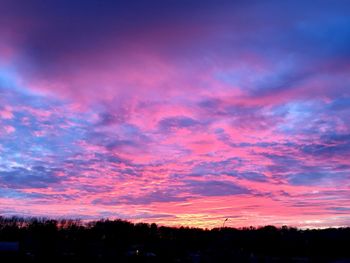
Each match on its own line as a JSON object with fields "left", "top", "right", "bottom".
{"left": 262, "top": 153, "right": 301, "bottom": 175}
{"left": 158, "top": 116, "right": 200, "bottom": 131}
{"left": 185, "top": 180, "right": 250, "bottom": 197}
{"left": 97, "top": 111, "right": 129, "bottom": 126}
{"left": 0, "top": 166, "right": 64, "bottom": 189}
{"left": 286, "top": 171, "right": 349, "bottom": 186}
{"left": 327, "top": 207, "right": 350, "bottom": 214}
{"left": 301, "top": 133, "right": 350, "bottom": 157}
{"left": 329, "top": 97, "right": 350, "bottom": 111}
{"left": 93, "top": 190, "right": 187, "bottom": 206}
{"left": 86, "top": 123, "right": 150, "bottom": 151}
{"left": 237, "top": 172, "right": 268, "bottom": 182}
{"left": 190, "top": 158, "right": 241, "bottom": 176}
{"left": 188, "top": 158, "right": 268, "bottom": 182}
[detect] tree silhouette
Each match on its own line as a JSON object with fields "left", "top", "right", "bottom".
{"left": 0, "top": 216, "right": 349, "bottom": 262}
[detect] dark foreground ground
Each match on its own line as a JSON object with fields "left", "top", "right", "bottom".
{"left": 0, "top": 217, "right": 349, "bottom": 262}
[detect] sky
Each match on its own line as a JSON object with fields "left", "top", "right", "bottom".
{"left": 0, "top": 0, "right": 350, "bottom": 229}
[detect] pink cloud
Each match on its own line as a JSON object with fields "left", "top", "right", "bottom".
{"left": 3, "top": 125, "right": 15, "bottom": 134}
{"left": 0, "top": 107, "right": 13, "bottom": 119}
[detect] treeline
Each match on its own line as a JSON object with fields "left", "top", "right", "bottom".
{"left": 0, "top": 216, "right": 350, "bottom": 262}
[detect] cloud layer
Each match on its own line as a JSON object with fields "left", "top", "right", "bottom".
{"left": 0, "top": 0, "right": 350, "bottom": 228}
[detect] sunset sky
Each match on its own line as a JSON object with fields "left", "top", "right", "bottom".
{"left": 0, "top": 0, "right": 350, "bottom": 228}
